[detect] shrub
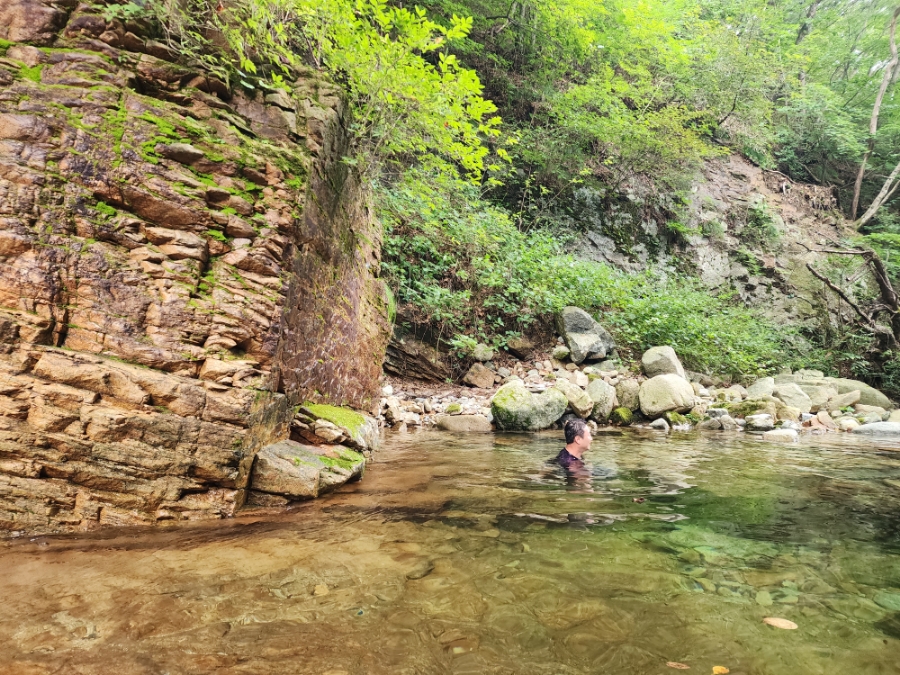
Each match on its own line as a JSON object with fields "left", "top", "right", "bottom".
{"left": 379, "top": 169, "right": 800, "bottom": 379}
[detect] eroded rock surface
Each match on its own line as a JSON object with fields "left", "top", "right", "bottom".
{"left": 0, "top": 6, "right": 390, "bottom": 535}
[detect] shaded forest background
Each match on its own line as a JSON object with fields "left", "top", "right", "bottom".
{"left": 109, "top": 0, "right": 900, "bottom": 391}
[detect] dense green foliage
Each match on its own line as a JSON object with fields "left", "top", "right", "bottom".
{"left": 379, "top": 171, "right": 796, "bottom": 378}
{"left": 128, "top": 0, "right": 900, "bottom": 386}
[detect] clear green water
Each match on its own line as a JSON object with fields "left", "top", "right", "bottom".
{"left": 3, "top": 429, "right": 900, "bottom": 674}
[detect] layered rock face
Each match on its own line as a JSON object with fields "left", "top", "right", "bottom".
{"left": 0, "top": 2, "right": 390, "bottom": 535}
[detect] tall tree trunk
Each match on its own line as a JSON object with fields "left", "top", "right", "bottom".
{"left": 856, "top": 158, "right": 900, "bottom": 228}
{"left": 851, "top": 7, "right": 900, "bottom": 221}
{"left": 796, "top": 1, "right": 819, "bottom": 45}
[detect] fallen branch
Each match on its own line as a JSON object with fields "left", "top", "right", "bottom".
{"left": 806, "top": 262, "right": 876, "bottom": 327}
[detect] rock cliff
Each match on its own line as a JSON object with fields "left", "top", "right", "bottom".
{"left": 0, "top": 1, "right": 390, "bottom": 535}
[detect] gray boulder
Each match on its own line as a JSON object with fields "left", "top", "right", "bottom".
{"left": 615, "top": 378, "right": 641, "bottom": 411}
{"left": 745, "top": 414, "right": 775, "bottom": 431}
{"left": 491, "top": 380, "right": 568, "bottom": 431}
{"left": 772, "top": 383, "right": 812, "bottom": 414}
{"left": 830, "top": 377, "right": 892, "bottom": 408}
{"left": 556, "top": 306, "right": 616, "bottom": 364}
{"left": 641, "top": 346, "right": 686, "bottom": 379}
{"left": 827, "top": 390, "right": 861, "bottom": 412}
{"left": 720, "top": 415, "right": 740, "bottom": 431}
{"left": 746, "top": 377, "right": 775, "bottom": 399}
{"left": 638, "top": 374, "right": 695, "bottom": 417}
{"left": 804, "top": 384, "right": 838, "bottom": 412}
{"left": 554, "top": 378, "right": 594, "bottom": 418}
{"left": 436, "top": 414, "right": 492, "bottom": 433}
{"left": 852, "top": 422, "right": 900, "bottom": 435}
{"left": 586, "top": 378, "right": 617, "bottom": 422}
{"left": 251, "top": 440, "right": 365, "bottom": 500}
{"left": 649, "top": 418, "right": 670, "bottom": 431}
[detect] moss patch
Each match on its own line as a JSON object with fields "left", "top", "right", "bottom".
{"left": 609, "top": 407, "right": 633, "bottom": 426}
{"left": 303, "top": 402, "right": 367, "bottom": 434}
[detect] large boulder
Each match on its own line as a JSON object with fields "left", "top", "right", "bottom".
{"left": 641, "top": 346, "right": 686, "bottom": 379}
{"left": 554, "top": 378, "right": 594, "bottom": 418}
{"left": 491, "top": 380, "right": 568, "bottom": 431}
{"left": 586, "top": 378, "right": 617, "bottom": 422}
{"left": 555, "top": 306, "right": 616, "bottom": 364}
{"left": 772, "top": 383, "right": 812, "bottom": 414}
{"left": 638, "top": 374, "right": 695, "bottom": 418}
{"left": 830, "top": 378, "right": 893, "bottom": 409}
{"left": 827, "top": 390, "right": 861, "bottom": 412}
{"left": 615, "top": 378, "right": 641, "bottom": 411}
{"left": 803, "top": 384, "right": 838, "bottom": 412}
{"left": 746, "top": 377, "right": 775, "bottom": 399}
{"left": 251, "top": 440, "right": 366, "bottom": 500}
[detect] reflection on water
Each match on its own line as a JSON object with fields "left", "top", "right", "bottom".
{"left": 3, "top": 429, "right": 900, "bottom": 674}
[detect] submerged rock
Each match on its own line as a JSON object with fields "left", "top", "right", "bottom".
{"left": 491, "top": 380, "right": 568, "bottom": 431}
{"left": 251, "top": 440, "right": 365, "bottom": 500}
{"left": 638, "top": 374, "right": 695, "bottom": 417}
{"left": 762, "top": 428, "right": 798, "bottom": 443}
{"left": 641, "top": 346, "right": 686, "bottom": 379}
{"left": 852, "top": 422, "right": 900, "bottom": 435}
{"left": 555, "top": 306, "right": 616, "bottom": 364}
{"left": 436, "top": 414, "right": 492, "bottom": 433}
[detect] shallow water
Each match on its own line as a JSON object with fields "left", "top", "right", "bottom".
{"left": 3, "top": 429, "right": 900, "bottom": 674}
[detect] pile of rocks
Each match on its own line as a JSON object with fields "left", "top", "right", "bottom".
{"left": 376, "top": 385, "right": 494, "bottom": 432}
{"left": 385, "top": 304, "right": 900, "bottom": 440}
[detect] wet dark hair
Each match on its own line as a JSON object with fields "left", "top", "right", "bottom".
{"left": 564, "top": 418, "right": 589, "bottom": 444}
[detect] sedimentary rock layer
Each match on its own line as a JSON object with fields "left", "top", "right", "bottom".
{"left": 0, "top": 1, "right": 390, "bottom": 535}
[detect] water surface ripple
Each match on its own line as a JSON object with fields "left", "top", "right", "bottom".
{"left": 3, "top": 429, "right": 900, "bottom": 674}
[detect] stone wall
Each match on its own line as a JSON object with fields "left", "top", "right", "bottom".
{"left": 0, "top": 1, "right": 390, "bottom": 535}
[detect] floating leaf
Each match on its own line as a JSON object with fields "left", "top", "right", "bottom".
{"left": 763, "top": 617, "right": 798, "bottom": 629}
{"left": 666, "top": 662, "right": 690, "bottom": 669}
{"left": 712, "top": 668, "right": 730, "bottom": 675}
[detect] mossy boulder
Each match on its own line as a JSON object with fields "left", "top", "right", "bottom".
{"left": 301, "top": 403, "right": 380, "bottom": 452}
{"left": 609, "top": 407, "right": 633, "bottom": 426}
{"left": 251, "top": 440, "right": 365, "bottom": 500}
{"left": 491, "top": 380, "right": 568, "bottom": 431}
{"left": 664, "top": 411, "right": 690, "bottom": 426}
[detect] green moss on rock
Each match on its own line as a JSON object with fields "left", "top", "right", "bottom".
{"left": 303, "top": 402, "right": 366, "bottom": 435}
{"left": 609, "top": 407, "right": 633, "bottom": 426}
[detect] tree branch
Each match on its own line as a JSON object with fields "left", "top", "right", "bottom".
{"left": 851, "top": 6, "right": 900, "bottom": 220}
{"left": 806, "top": 262, "right": 876, "bottom": 327}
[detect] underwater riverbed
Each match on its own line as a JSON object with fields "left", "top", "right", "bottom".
{"left": 3, "top": 429, "right": 900, "bottom": 674}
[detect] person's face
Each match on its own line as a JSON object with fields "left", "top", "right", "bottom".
{"left": 575, "top": 427, "right": 592, "bottom": 450}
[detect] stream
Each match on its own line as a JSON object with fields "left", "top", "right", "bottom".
{"left": 3, "top": 429, "right": 900, "bottom": 674}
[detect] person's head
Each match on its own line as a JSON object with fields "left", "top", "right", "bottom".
{"left": 564, "top": 418, "right": 592, "bottom": 450}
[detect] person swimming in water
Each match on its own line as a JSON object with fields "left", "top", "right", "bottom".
{"left": 555, "top": 418, "right": 592, "bottom": 468}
